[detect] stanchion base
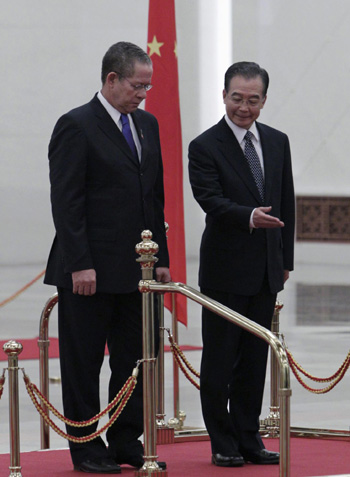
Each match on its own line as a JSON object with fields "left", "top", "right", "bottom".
{"left": 174, "top": 427, "right": 210, "bottom": 442}
{"left": 260, "top": 417, "right": 280, "bottom": 438}
{"left": 134, "top": 468, "right": 167, "bottom": 476}
{"left": 157, "top": 426, "right": 175, "bottom": 444}
{"left": 260, "top": 429, "right": 280, "bottom": 438}
{"left": 9, "top": 467, "right": 22, "bottom": 477}
{"left": 291, "top": 426, "right": 350, "bottom": 441}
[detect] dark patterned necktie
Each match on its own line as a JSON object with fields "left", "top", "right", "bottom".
{"left": 120, "top": 113, "right": 138, "bottom": 158}
{"left": 244, "top": 130, "right": 265, "bottom": 201}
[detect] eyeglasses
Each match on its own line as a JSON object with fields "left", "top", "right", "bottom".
{"left": 125, "top": 78, "right": 153, "bottom": 92}
{"left": 114, "top": 72, "right": 153, "bottom": 92}
{"left": 229, "top": 96, "right": 263, "bottom": 108}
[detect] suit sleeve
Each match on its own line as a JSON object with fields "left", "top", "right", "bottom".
{"left": 188, "top": 137, "right": 253, "bottom": 231}
{"left": 48, "top": 113, "right": 93, "bottom": 273}
{"left": 280, "top": 135, "right": 295, "bottom": 271}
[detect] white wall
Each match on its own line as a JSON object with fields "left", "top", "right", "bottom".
{"left": 1, "top": 0, "right": 350, "bottom": 267}
{"left": 232, "top": 0, "right": 350, "bottom": 197}
{"left": 0, "top": 1, "right": 150, "bottom": 264}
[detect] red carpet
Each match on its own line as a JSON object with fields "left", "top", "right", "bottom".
{"left": 0, "top": 438, "right": 349, "bottom": 476}
{"left": 0, "top": 338, "right": 201, "bottom": 361}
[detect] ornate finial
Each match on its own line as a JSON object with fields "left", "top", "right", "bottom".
{"left": 3, "top": 340, "right": 23, "bottom": 357}
{"left": 136, "top": 230, "right": 159, "bottom": 260}
{"left": 140, "top": 230, "right": 153, "bottom": 241}
{"left": 135, "top": 230, "right": 159, "bottom": 278}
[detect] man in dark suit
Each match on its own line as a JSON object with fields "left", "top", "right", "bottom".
{"left": 188, "top": 62, "right": 295, "bottom": 467}
{"left": 45, "top": 42, "right": 171, "bottom": 474}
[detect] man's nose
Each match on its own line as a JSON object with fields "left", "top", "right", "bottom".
{"left": 239, "top": 100, "right": 249, "bottom": 110}
{"left": 137, "top": 89, "right": 147, "bottom": 100}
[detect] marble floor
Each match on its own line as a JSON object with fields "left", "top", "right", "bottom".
{"left": 0, "top": 247, "right": 350, "bottom": 456}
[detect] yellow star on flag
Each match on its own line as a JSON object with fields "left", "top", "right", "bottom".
{"left": 174, "top": 41, "right": 178, "bottom": 58}
{"left": 148, "top": 35, "right": 164, "bottom": 57}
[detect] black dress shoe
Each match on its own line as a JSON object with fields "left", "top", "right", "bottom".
{"left": 241, "top": 448, "right": 279, "bottom": 465}
{"left": 115, "top": 453, "right": 166, "bottom": 470}
{"left": 212, "top": 453, "right": 244, "bottom": 467}
{"left": 74, "top": 458, "right": 121, "bottom": 473}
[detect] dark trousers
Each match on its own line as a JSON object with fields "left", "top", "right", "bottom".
{"left": 200, "top": 283, "right": 277, "bottom": 456}
{"left": 57, "top": 287, "right": 148, "bottom": 465}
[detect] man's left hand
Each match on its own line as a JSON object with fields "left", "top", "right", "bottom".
{"left": 155, "top": 267, "right": 171, "bottom": 282}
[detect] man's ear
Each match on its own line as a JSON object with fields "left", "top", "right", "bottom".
{"left": 106, "top": 71, "right": 118, "bottom": 85}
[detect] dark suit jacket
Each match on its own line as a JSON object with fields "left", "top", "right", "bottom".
{"left": 45, "top": 94, "right": 169, "bottom": 294}
{"left": 188, "top": 117, "right": 295, "bottom": 296}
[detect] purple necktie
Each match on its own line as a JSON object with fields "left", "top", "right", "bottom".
{"left": 120, "top": 113, "right": 138, "bottom": 158}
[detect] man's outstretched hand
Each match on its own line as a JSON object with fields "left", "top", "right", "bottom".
{"left": 253, "top": 206, "right": 284, "bottom": 229}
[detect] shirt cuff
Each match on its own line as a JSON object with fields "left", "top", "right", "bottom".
{"left": 249, "top": 208, "right": 257, "bottom": 229}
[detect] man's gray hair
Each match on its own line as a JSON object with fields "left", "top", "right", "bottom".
{"left": 101, "top": 41, "right": 152, "bottom": 84}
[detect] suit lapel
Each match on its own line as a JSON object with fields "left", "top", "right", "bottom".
{"left": 131, "top": 111, "right": 147, "bottom": 168}
{"left": 216, "top": 118, "right": 263, "bottom": 204}
{"left": 90, "top": 96, "right": 140, "bottom": 168}
{"left": 257, "top": 123, "right": 276, "bottom": 205}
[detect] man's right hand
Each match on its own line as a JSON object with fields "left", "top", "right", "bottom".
{"left": 253, "top": 206, "right": 285, "bottom": 229}
{"left": 72, "top": 269, "right": 96, "bottom": 295}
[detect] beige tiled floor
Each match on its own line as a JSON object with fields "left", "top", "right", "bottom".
{"left": 1, "top": 251, "right": 350, "bottom": 456}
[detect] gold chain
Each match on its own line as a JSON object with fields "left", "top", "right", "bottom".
{"left": 22, "top": 369, "right": 137, "bottom": 443}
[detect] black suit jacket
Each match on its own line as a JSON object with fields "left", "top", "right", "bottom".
{"left": 45, "top": 94, "right": 169, "bottom": 294}
{"left": 188, "top": 117, "right": 295, "bottom": 295}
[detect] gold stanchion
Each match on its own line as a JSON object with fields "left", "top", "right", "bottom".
{"left": 156, "top": 294, "right": 166, "bottom": 428}
{"left": 156, "top": 295, "right": 174, "bottom": 444}
{"left": 260, "top": 301, "right": 283, "bottom": 437}
{"left": 164, "top": 223, "right": 185, "bottom": 432}
{"left": 38, "top": 293, "right": 58, "bottom": 449}
{"left": 135, "top": 230, "right": 167, "bottom": 476}
{"left": 3, "top": 340, "right": 23, "bottom": 477}
{"left": 167, "top": 296, "right": 186, "bottom": 431}
{"left": 143, "top": 280, "right": 291, "bottom": 477}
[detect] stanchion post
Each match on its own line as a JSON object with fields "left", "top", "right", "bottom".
{"left": 155, "top": 222, "right": 175, "bottom": 443}
{"left": 156, "top": 294, "right": 166, "bottom": 428}
{"left": 3, "top": 340, "right": 23, "bottom": 477}
{"left": 260, "top": 301, "right": 283, "bottom": 437}
{"left": 38, "top": 293, "right": 58, "bottom": 449}
{"left": 155, "top": 295, "right": 175, "bottom": 444}
{"left": 172, "top": 297, "right": 180, "bottom": 426}
{"left": 135, "top": 230, "right": 167, "bottom": 476}
{"left": 165, "top": 221, "right": 185, "bottom": 432}
{"left": 166, "top": 298, "right": 186, "bottom": 430}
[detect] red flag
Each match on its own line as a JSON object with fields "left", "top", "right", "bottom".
{"left": 146, "top": 0, "right": 187, "bottom": 325}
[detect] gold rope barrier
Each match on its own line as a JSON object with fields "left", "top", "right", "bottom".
{"left": 23, "top": 364, "right": 139, "bottom": 427}
{"left": 164, "top": 326, "right": 350, "bottom": 397}
{"left": 0, "top": 269, "right": 45, "bottom": 308}
{"left": 165, "top": 330, "right": 200, "bottom": 390}
{"left": 285, "top": 347, "right": 350, "bottom": 394}
{"left": 22, "top": 367, "right": 138, "bottom": 443}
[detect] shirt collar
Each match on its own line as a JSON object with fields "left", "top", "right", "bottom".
{"left": 97, "top": 91, "right": 123, "bottom": 125}
{"left": 224, "top": 114, "right": 260, "bottom": 145}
